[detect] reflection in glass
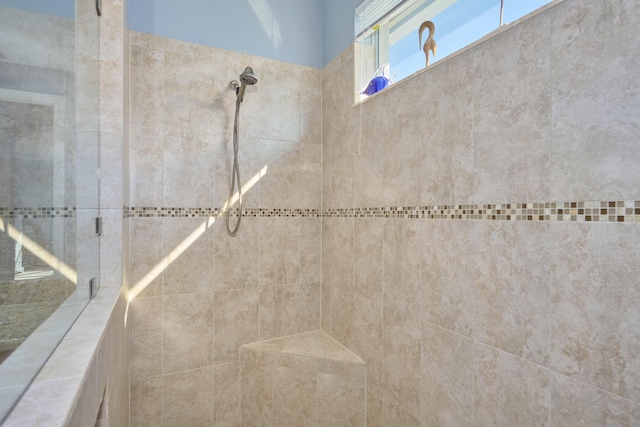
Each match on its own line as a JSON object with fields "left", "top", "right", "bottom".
{"left": 0, "top": 1, "right": 99, "bottom": 421}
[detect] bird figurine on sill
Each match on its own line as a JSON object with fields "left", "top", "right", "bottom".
{"left": 419, "top": 20, "right": 436, "bottom": 67}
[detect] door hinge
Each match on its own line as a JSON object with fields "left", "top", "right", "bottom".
{"left": 95, "top": 217, "right": 103, "bottom": 236}
{"left": 90, "top": 278, "right": 99, "bottom": 299}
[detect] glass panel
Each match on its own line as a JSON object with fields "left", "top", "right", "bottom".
{"left": 503, "top": 0, "right": 552, "bottom": 24}
{"left": 0, "top": 0, "right": 100, "bottom": 421}
{"left": 389, "top": 0, "right": 501, "bottom": 81}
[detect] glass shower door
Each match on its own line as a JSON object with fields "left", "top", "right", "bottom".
{"left": 0, "top": 0, "right": 100, "bottom": 421}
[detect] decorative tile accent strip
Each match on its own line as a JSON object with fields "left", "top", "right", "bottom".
{"left": 0, "top": 207, "right": 76, "bottom": 219}
{"left": 325, "top": 201, "right": 640, "bottom": 222}
{"left": 126, "top": 207, "right": 322, "bottom": 218}
{"left": 124, "top": 201, "right": 640, "bottom": 223}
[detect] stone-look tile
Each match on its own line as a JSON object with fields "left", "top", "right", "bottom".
{"left": 259, "top": 285, "right": 301, "bottom": 340}
{"left": 550, "top": 7, "right": 640, "bottom": 201}
{"left": 474, "top": 343, "right": 550, "bottom": 427}
{"left": 420, "top": 321, "right": 473, "bottom": 427}
{"left": 129, "top": 217, "right": 163, "bottom": 298}
{"left": 353, "top": 218, "right": 383, "bottom": 304}
{"left": 474, "top": 221, "right": 550, "bottom": 365}
{"left": 318, "top": 370, "right": 365, "bottom": 427}
{"left": 270, "top": 364, "right": 317, "bottom": 427}
{"left": 162, "top": 292, "right": 213, "bottom": 373}
{"left": 162, "top": 127, "right": 216, "bottom": 207}
{"left": 354, "top": 101, "right": 386, "bottom": 208}
{"left": 381, "top": 111, "right": 430, "bottom": 208}
{"left": 473, "top": 57, "right": 551, "bottom": 204}
{"left": 242, "top": 330, "right": 363, "bottom": 364}
{"left": 162, "top": 50, "right": 216, "bottom": 134}
{"left": 383, "top": 305, "right": 421, "bottom": 417}
{"left": 323, "top": 217, "right": 354, "bottom": 292}
{"left": 239, "top": 349, "right": 271, "bottom": 426}
{"left": 214, "top": 288, "right": 259, "bottom": 364}
{"left": 550, "top": 372, "right": 640, "bottom": 427}
{"left": 298, "top": 143, "right": 322, "bottom": 208}
{"left": 300, "top": 217, "right": 321, "bottom": 285}
{"left": 214, "top": 218, "right": 259, "bottom": 289}
{"left": 352, "top": 294, "right": 383, "bottom": 388}
{"left": 162, "top": 366, "right": 214, "bottom": 427}
{"left": 129, "top": 45, "right": 164, "bottom": 128}
{"left": 258, "top": 67, "right": 300, "bottom": 143}
{"left": 259, "top": 217, "right": 300, "bottom": 287}
{"left": 259, "top": 139, "right": 302, "bottom": 209}
{"left": 129, "top": 296, "right": 162, "bottom": 380}
{"left": 331, "top": 286, "right": 354, "bottom": 349}
{"left": 214, "top": 362, "right": 241, "bottom": 427}
{"left": 214, "top": 135, "right": 262, "bottom": 210}
{"left": 366, "top": 384, "right": 421, "bottom": 427}
{"left": 383, "top": 219, "right": 424, "bottom": 320}
{"left": 298, "top": 67, "right": 322, "bottom": 146}
{"left": 299, "top": 282, "right": 321, "bottom": 332}
{"left": 322, "top": 282, "right": 332, "bottom": 333}
{"left": 130, "top": 125, "right": 163, "bottom": 207}
{"left": 550, "top": 223, "right": 640, "bottom": 402}
{"left": 422, "top": 220, "right": 475, "bottom": 337}
{"left": 130, "top": 376, "right": 162, "bottom": 427}
{"left": 161, "top": 217, "right": 214, "bottom": 295}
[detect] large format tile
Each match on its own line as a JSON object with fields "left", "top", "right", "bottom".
{"left": 474, "top": 343, "right": 550, "bottom": 427}
{"left": 162, "top": 292, "right": 213, "bottom": 373}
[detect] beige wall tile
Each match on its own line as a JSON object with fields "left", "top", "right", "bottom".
{"left": 130, "top": 45, "right": 165, "bottom": 129}
{"left": 331, "top": 286, "right": 354, "bottom": 348}
{"left": 421, "top": 220, "right": 475, "bottom": 337}
{"left": 382, "top": 219, "right": 424, "bottom": 320}
{"left": 474, "top": 343, "right": 550, "bottom": 426}
{"left": 259, "top": 285, "right": 301, "bottom": 340}
{"left": 420, "top": 321, "right": 473, "bottom": 426}
{"left": 382, "top": 306, "right": 421, "bottom": 416}
{"left": 129, "top": 217, "right": 163, "bottom": 298}
{"left": 162, "top": 366, "right": 214, "bottom": 427}
{"left": 161, "top": 217, "right": 214, "bottom": 295}
{"left": 162, "top": 292, "right": 213, "bottom": 373}
{"left": 130, "top": 376, "right": 162, "bottom": 427}
{"left": 474, "top": 221, "right": 550, "bottom": 365}
{"left": 550, "top": 223, "right": 640, "bottom": 401}
{"left": 129, "top": 296, "right": 162, "bottom": 381}
{"left": 550, "top": 372, "right": 640, "bottom": 427}
{"left": 214, "top": 288, "right": 259, "bottom": 364}
{"left": 214, "top": 218, "right": 259, "bottom": 290}
{"left": 259, "top": 217, "right": 300, "bottom": 287}
{"left": 318, "top": 370, "right": 365, "bottom": 427}
{"left": 353, "top": 218, "right": 383, "bottom": 304}
{"left": 352, "top": 294, "right": 383, "bottom": 388}
{"left": 214, "top": 362, "right": 241, "bottom": 427}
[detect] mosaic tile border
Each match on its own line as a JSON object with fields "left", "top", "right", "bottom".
{"left": 0, "top": 207, "right": 76, "bottom": 219}
{"left": 126, "top": 207, "right": 322, "bottom": 218}
{"left": 125, "top": 201, "right": 640, "bottom": 223}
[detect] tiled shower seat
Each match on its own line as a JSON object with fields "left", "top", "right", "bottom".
{"left": 240, "top": 330, "right": 366, "bottom": 427}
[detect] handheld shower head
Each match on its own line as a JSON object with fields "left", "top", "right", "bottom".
{"left": 240, "top": 67, "right": 258, "bottom": 85}
{"left": 236, "top": 66, "right": 258, "bottom": 103}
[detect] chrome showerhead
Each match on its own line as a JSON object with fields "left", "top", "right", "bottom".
{"left": 236, "top": 66, "right": 257, "bottom": 103}
{"left": 240, "top": 66, "right": 258, "bottom": 85}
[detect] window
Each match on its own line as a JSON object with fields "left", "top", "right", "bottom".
{"left": 355, "top": 0, "right": 553, "bottom": 100}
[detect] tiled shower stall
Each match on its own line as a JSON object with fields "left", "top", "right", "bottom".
{"left": 127, "top": 0, "right": 640, "bottom": 425}
{"left": 6, "top": 0, "right": 637, "bottom": 424}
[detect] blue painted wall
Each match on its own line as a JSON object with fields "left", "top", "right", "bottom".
{"left": 128, "top": 0, "right": 326, "bottom": 68}
{"left": 0, "top": 0, "right": 74, "bottom": 19}
{"left": 322, "top": 0, "right": 360, "bottom": 67}
{"left": 0, "top": 0, "right": 359, "bottom": 68}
